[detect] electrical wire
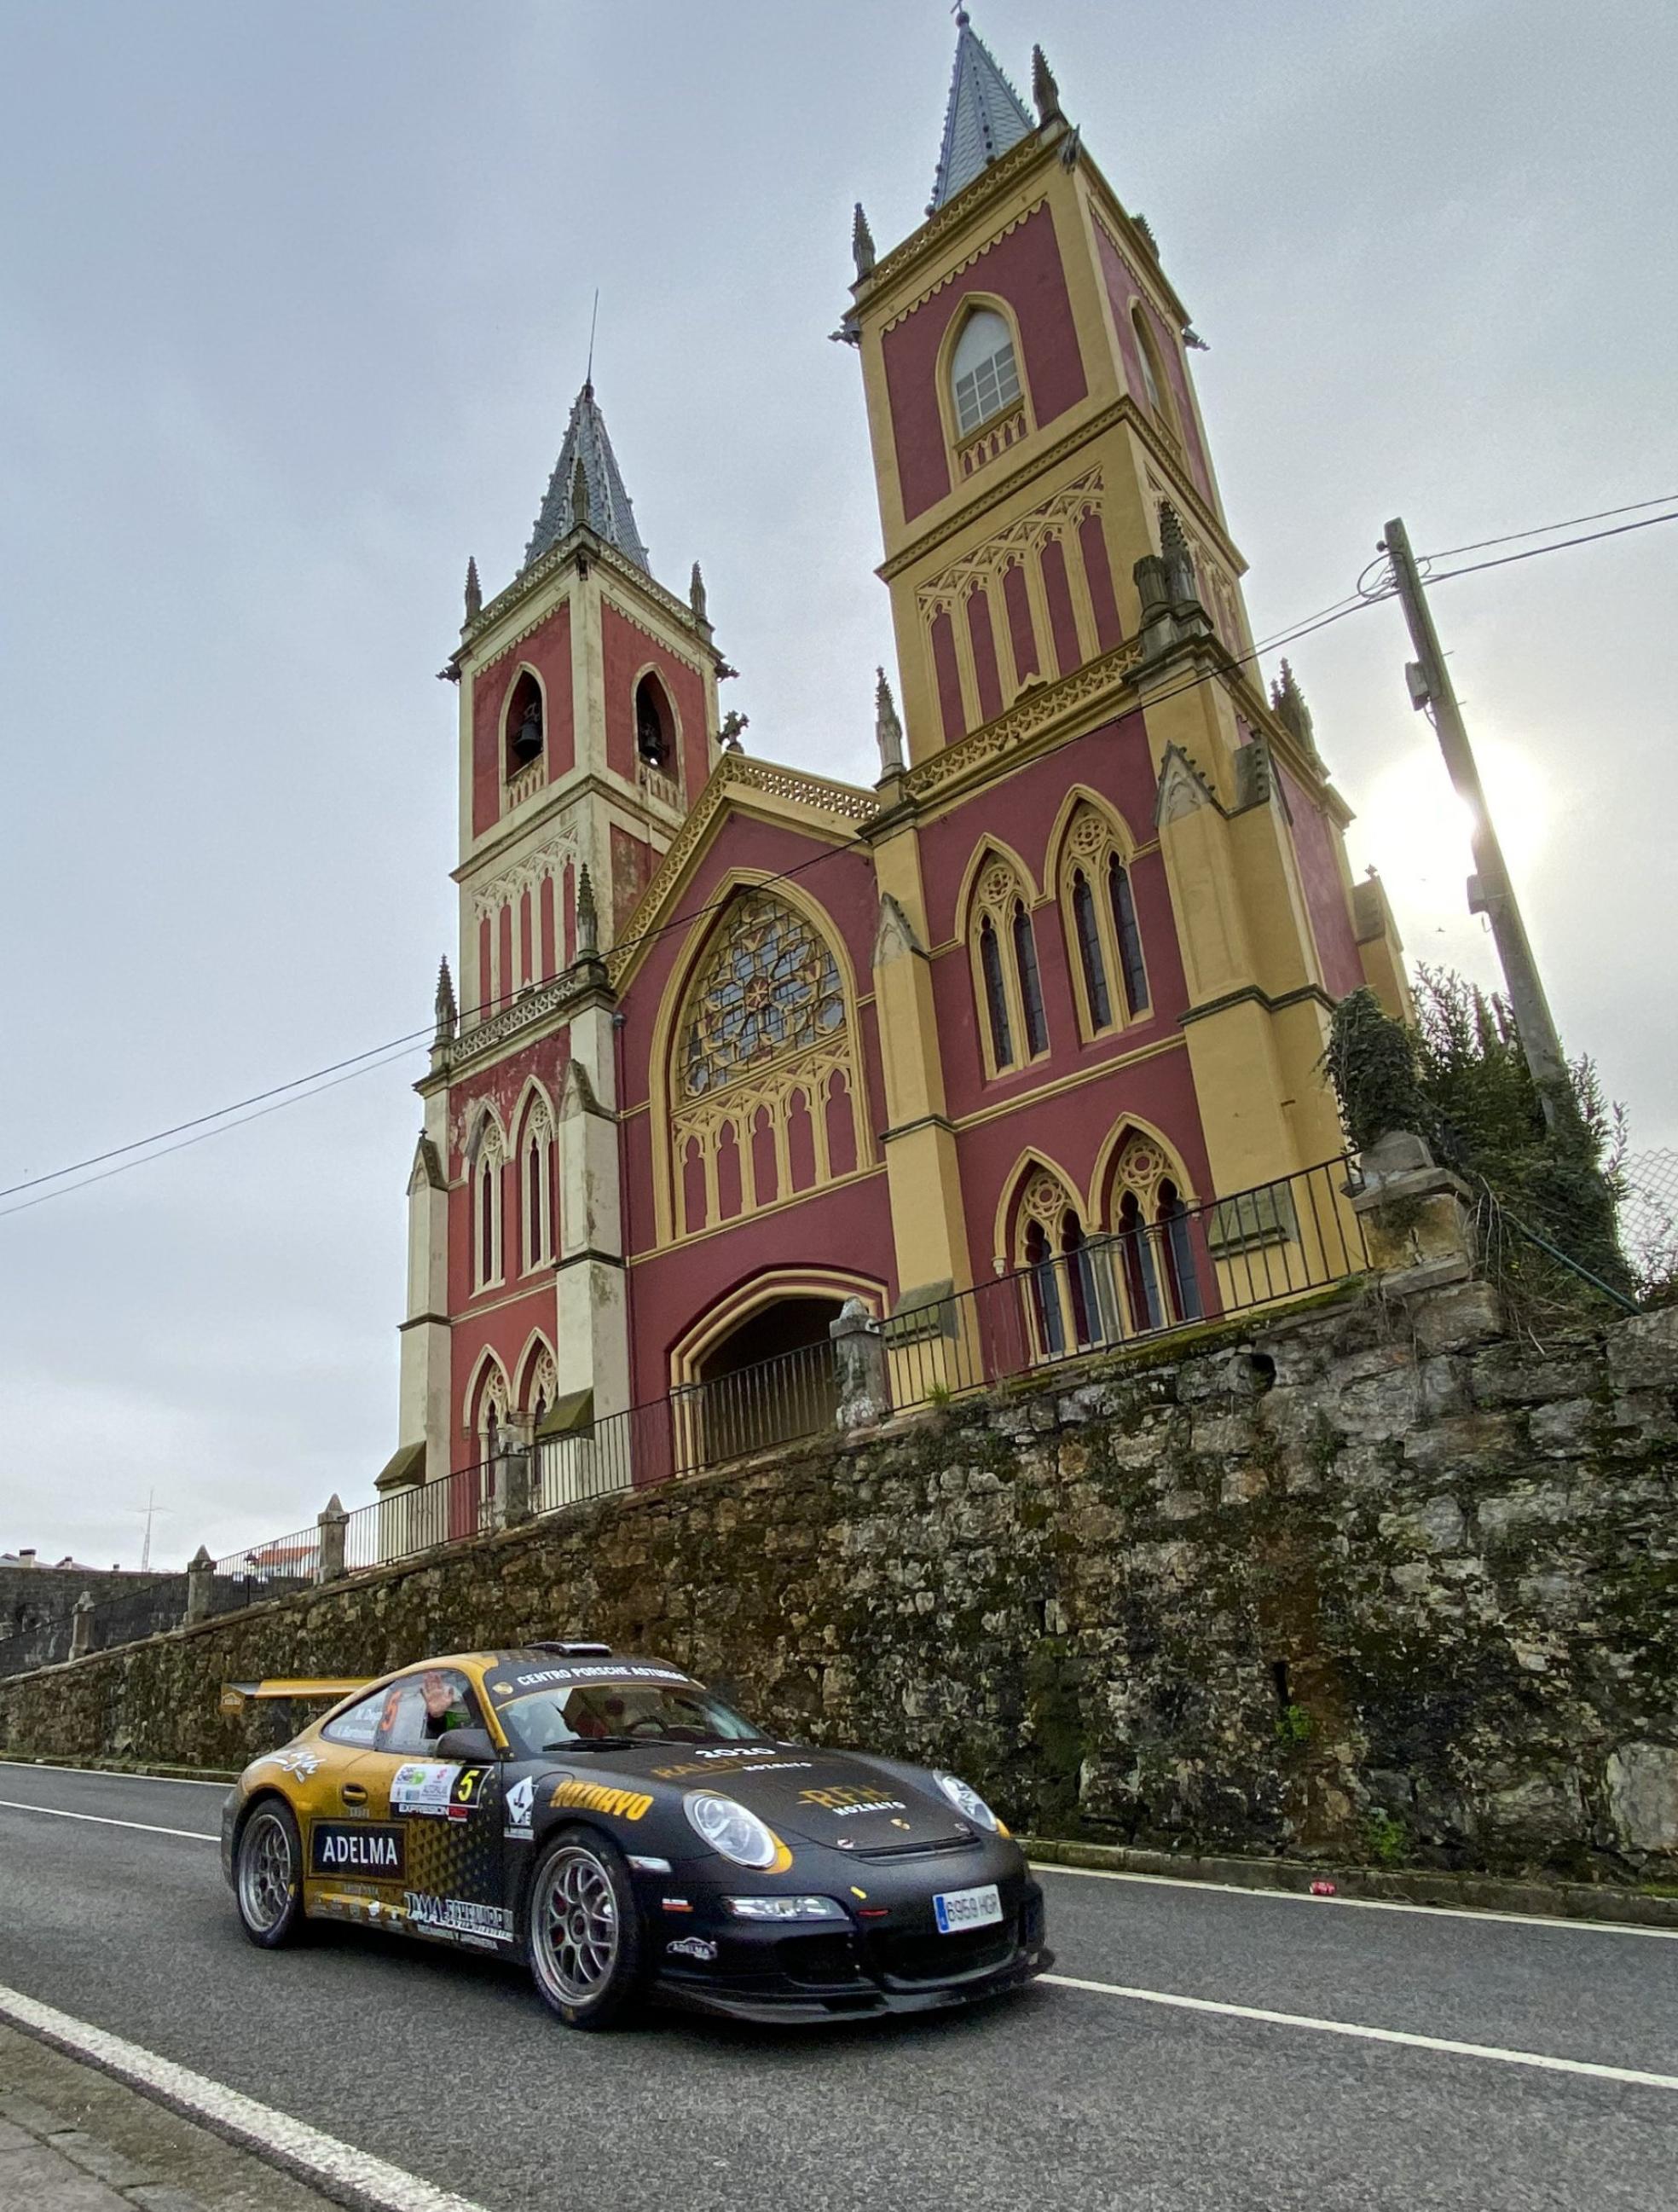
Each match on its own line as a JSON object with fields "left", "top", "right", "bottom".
{"left": 1424, "top": 508, "right": 1678, "bottom": 585}
{"left": 1417, "top": 493, "right": 1678, "bottom": 563}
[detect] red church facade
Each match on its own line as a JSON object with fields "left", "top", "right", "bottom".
{"left": 379, "top": 17, "right": 1409, "bottom": 1515}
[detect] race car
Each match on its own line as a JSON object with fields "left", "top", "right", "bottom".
{"left": 220, "top": 1642, "right": 1050, "bottom": 2027}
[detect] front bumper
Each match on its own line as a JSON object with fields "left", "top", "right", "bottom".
{"left": 651, "top": 1863, "right": 1051, "bottom": 2024}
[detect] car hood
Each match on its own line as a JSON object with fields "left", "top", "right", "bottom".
{"left": 547, "top": 1742, "right": 975, "bottom": 1854}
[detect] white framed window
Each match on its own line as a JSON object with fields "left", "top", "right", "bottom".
{"left": 952, "top": 309, "right": 1022, "bottom": 437}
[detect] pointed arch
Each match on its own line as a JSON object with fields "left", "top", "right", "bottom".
{"left": 513, "top": 1331, "right": 558, "bottom": 1422}
{"left": 512, "top": 1080, "right": 557, "bottom": 1273}
{"left": 1091, "top": 1120, "right": 1204, "bottom": 1330}
{"left": 934, "top": 290, "right": 1033, "bottom": 461}
{"left": 1050, "top": 794, "right": 1151, "bottom": 1039}
{"left": 996, "top": 1154, "right": 1110, "bottom": 1362}
{"left": 963, "top": 844, "right": 1049, "bottom": 1077}
{"left": 463, "top": 1346, "right": 512, "bottom": 1452}
{"left": 501, "top": 663, "right": 547, "bottom": 785}
{"left": 464, "top": 1104, "right": 507, "bottom": 1290}
{"left": 649, "top": 869, "right": 871, "bottom": 1248}
{"left": 632, "top": 660, "right": 681, "bottom": 787}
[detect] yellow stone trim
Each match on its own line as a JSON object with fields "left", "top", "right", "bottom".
{"left": 952, "top": 1030, "right": 1187, "bottom": 1138}
{"left": 904, "top": 634, "right": 1142, "bottom": 806}
{"left": 666, "top": 1266, "right": 885, "bottom": 1388}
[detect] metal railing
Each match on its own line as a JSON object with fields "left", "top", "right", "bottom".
{"left": 3, "top": 1158, "right": 1368, "bottom": 1676}
{"left": 885, "top": 1155, "right": 1366, "bottom": 1410}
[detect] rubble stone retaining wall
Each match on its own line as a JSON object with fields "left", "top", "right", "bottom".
{"left": 3, "top": 1283, "right": 1675, "bottom": 1879}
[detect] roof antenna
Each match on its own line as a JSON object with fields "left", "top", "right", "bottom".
{"left": 585, "top": 289, "right": 599, "bottom": 395}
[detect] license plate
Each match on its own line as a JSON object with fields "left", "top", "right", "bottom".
{"left": 933, "top": 1882, "right": 1002, "bottom": 1934}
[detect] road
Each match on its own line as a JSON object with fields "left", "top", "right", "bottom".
{"left": 2, "top": 1763, "right": 1675, "bottom": 2211}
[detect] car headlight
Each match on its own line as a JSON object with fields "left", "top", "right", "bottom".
{"left": 934, "top": 1772, "right": 999, "bottom": 1831}
{"left": 722, "top": 1895, "right": 846, "bottom": 1921}
{"left": 684, "top": 1792, "right": 781, "bottom": 1868}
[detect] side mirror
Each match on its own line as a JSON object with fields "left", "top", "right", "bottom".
{"left": 436, "top": 1726, "right": 499, "bottom": 1761}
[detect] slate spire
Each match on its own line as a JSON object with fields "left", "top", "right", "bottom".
{"left": 524, "top": 380, "right": 651, "bottom": 574}
{"left": 929, "top": 10, "right": 1034, "bottom": 214}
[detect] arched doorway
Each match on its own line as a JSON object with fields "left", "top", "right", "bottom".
{"left": 679, "top": 1294, "right": 845, "bottom": 1469}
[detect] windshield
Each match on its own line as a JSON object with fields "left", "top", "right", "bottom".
{"left": 498, "top": 1679, "right": 768, "bottom": 1757}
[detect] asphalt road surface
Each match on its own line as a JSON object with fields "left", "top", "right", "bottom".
{"left": 2, "top": 1763, "right": 1676, "bottom": 2212}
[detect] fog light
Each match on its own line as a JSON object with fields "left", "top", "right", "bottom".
{"left": 722, "top": 1895, "right": 847, "bottom": 1922}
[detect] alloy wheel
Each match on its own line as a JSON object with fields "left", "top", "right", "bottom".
{"left": 533, "top": 1844, "right": 620, "bottom": 2004}
{"left": 238, "top": 1809, "right": 295, "bottom": 1933}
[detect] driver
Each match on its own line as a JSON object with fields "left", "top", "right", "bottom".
{"left": 421, "top": 1669, "right": 473, "bottom": 1742}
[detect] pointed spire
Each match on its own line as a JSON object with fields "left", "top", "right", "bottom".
{"left": 463, "top": 556, "right": 482, "bottom": 623}
{"left": 433, "top": 956, "right": 457, "bottom": 1045}
{"left": 524, "top": 381, "right": 650, "bottom": 574}
{"left": 576, "top": 863, "right": 599, "bottom": 956}
{"left": 1031, "top": 44, "right": 1062, "bottom": 124}
{"left": 1270, "top": 660, "right": 1320, "bottom": 758}
{"left": 874, "top": 667, "right": 905, "bottom": 777}
{"left": 929, "top": 12, "right": 1033, "bottom": 212}
{"left": 689, "top": 560, "right": 708, "bottom": 624}
{"left": 852, "top": 202, "right": 877, "bottom": 281}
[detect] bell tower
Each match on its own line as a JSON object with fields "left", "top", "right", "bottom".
{"left": 388, "top": 380, "right": 726, "bottom": 1497}
{"left": 846, "top": 13, "right": 1409, "bottom": 1202}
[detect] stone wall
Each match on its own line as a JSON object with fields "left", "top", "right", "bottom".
{"left": 3, "top": 1283, "right": 1675, "bottom": 1879}
{"left": 0, "top": 1565, "right": 186, "bottom": 1678}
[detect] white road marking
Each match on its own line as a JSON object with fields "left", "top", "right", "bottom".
{"left": 1033, "top": 1860, "right": 1678, "bottom": 1941}
{"left": 0, "top": 1797, "right": 217, "bottom": 1842}
{"left": 0, "top": 1758, "right": 231, "bottom": 1788}
{"left": 0, "top": 1983, "right": 491, "bottom": 2212}
{"left": 1044, "top": 1972, "right": 1678, "bottom": 2091}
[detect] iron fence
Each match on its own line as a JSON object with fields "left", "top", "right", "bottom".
{"left": 4, "top": 1157, "right": 1370, "bottom": 1676}
{"left": 884, "top": 1155, "right": 1366, "bottom": 1410}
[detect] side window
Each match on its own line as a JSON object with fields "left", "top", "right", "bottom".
{"left": 951, "top": 308, "right": 1021, "bottom": 437}
{"left": 375, "top": 1668, "right": 482, "bottom": 1757}
{"left": 321, "top": 1686, "right": 392, "bottom": 1750}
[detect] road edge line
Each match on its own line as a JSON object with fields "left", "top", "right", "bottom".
{"left": 1030, "top": 1858, "right": 1678, "bottom": 1941}
{"left": 0, "top": 1981, "right": 492, "bottom": 2212}
{"left": 1041, "top": 1972, "right": 1678, "bottom": 2091}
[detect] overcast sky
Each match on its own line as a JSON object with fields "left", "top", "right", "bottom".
{"left": 3, "top": 0, "right": 1673, "bottom": 1572}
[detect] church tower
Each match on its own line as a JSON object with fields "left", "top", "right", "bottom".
{"left": 847, "top": 12, "right": 1409, "bottom": 1243}
{"left": 386, "top": 382, "right": 725, "bottom": 1495}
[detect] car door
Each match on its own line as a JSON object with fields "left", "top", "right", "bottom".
{"left": 352, "top": 1667, "right": 514, "bottom": 1952}
{"left": 300, "top": 1682, "right": 407, "bottom": 1925}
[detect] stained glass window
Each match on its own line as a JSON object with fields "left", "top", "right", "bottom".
{"left": 680, "top": 894, "right": 845, "bottom": 1100}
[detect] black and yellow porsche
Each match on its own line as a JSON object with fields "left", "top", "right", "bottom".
{"left": 220, "top": 1642, "right": 1050, "bottom": 2028}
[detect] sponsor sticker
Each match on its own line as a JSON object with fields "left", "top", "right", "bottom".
{"left": 391, "top": 1762, "right": 488, "bottom": 1820}
{"left": 503, "top": 1661, "right": 692, "bottom": 1694}
{"left": 310, "top": 1821, "right": 406, "bottom": 1878}
{"left": 504, "top": 1774, "right": 536, "bottom": 1839}
{"left": 404, "top": 1892, "right": 514, "bottom": 1942}
{"left": 254, "top": 1748, "right": 321, "bottom": 1780}
{"left": 666, "top": 1935, "right": 717, "bottom": 1963}
{"left": 549, "top": 1777, "right": 653, "bottom": 1822}
{"left": 798, "top": 1787, "right": 908, "bottom": 1818}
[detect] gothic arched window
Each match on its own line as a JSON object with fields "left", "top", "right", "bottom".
{"left": 669, "top": 890, "right": 856, "bottom": 1233}
{"left": 1057, "top": 805, "right": 1149, "bottom": 1039}
{"left": 951, "top": 308, "right": 1021, "bottom": 437}
{"left": 1102, "top": 1133, "right": 1201, "bottom": 1331}
{"left": 471, "top": 1118, "right": 505, "bottom": 1290}
{"left": 518, "top": 1099, "right": 553, "bottom": 1272}
{"left": 1013, "top": 1167, "right": 1111, "bottom": 1360}
{"left": 505, "top": 669, "right": 543, "bottom": 776}
{"left": 635, "top": 672, "right": 673, "bottom": 770}
{"left": 968, "top": 854, "right": 1050, "bottom": 1078}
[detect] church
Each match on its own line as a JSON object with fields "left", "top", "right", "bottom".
{"left": 378, "top": 14, "right": 1411, "bottom": 1513}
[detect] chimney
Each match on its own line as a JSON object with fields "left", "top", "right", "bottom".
{"left": 18, "top": 1549, "right": 34, "bottom": 1566}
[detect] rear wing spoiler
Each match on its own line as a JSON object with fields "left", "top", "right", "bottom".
{"left": 220, "top": 1677, "right": 372, "bottom": 1715}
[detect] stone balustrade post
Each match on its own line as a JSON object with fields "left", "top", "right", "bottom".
{"left": 1350, "top": 1130, "right": 1478, "bottom": 1299}
{"left": 831, "top": 1298, "right": 889, "bottom": 1432}
{"left": 69, "top": 1590, "right": 95, "bottom": 1661}
{"left": 316, "top": 1494, "right": 349, "bottom": 1583}
{"left": 184, "top": 1543, "right": 215, "bottom": 1625}
{"left": 499, "top": 1413, "right": 535, "bottom": 1528}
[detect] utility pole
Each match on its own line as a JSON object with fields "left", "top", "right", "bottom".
{"left": 1380, "top": 515, "right": 1569, "bottom": 1128}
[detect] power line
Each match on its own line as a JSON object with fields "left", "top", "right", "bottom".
{"left": 1417, "top": 492, "right": 1678, "bottom": 563}
{"left": 1424, "top": 507, "right": 1677, "bottom": 585}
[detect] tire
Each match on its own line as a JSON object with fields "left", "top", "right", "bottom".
{"left": 524, "top": 1824, "right": 646, "bottom": 2029}
{"left": 234, "top": 1798, "right": 308, "bottom": 1949}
